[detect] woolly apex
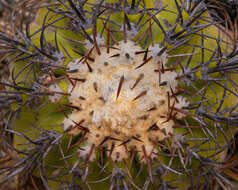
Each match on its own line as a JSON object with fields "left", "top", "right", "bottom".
{"left": 59, "top": 39, "right": 189, "bottom": 162}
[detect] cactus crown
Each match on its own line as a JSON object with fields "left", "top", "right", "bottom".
{"left": 61, "top": 39, "right": 189, "bottom": 162}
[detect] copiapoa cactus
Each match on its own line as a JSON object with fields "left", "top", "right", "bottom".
{"left": 0, "top": 0, "right": 238, "bottom": 189}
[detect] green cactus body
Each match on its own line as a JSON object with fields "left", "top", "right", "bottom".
{"left": 1, "top": 0, "right": 238, "bottom": 189}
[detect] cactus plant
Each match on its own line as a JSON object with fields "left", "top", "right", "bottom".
{"left": 0, "top": 0, "right": 238, "bottom": 189}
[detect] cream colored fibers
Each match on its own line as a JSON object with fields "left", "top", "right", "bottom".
{"left": 57, "top": 40, "right": 189, "bottom": 162}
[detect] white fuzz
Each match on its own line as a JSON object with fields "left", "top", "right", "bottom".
{"left": 178, "top": 68, "right": 194, "bottom": 85}
{"left": 67, "top": 59, "right": 82, "bottom": 71}
{"left": 63, "top": 40, "right": 188, "bottom": 162}
{"left": 117, "top": 41, "right": 141, "bottom": 64}
{"left": 160, "top": 71, "right": 178, "bottom": 92}
{"left": 52, "top": 51, "right": 65, "bottom": 66}
{"left": 84, "top": 36, "right": 105, "bottom": 50}
{"left": 175, "top": 96, "right": 190, "bottom": 118}
{"left": 78, "top": 144, "right": 96, "bottom": 161}
{"left": 120, "top": 23, "right": 139, "bottom": 38}
{"left": 48, "top": 83, "right": 62, "bottom": 103}
{"left": 149, "top": 44, "right": 168, "bottom": 64}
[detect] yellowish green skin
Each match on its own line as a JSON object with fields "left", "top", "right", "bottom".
{"left": 11, "top": 0, "right": 237, "bottom": 189}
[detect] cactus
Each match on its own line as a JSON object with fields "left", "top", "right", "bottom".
{"left": 0, "top": 0, "right": 238, "bottom": 189}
